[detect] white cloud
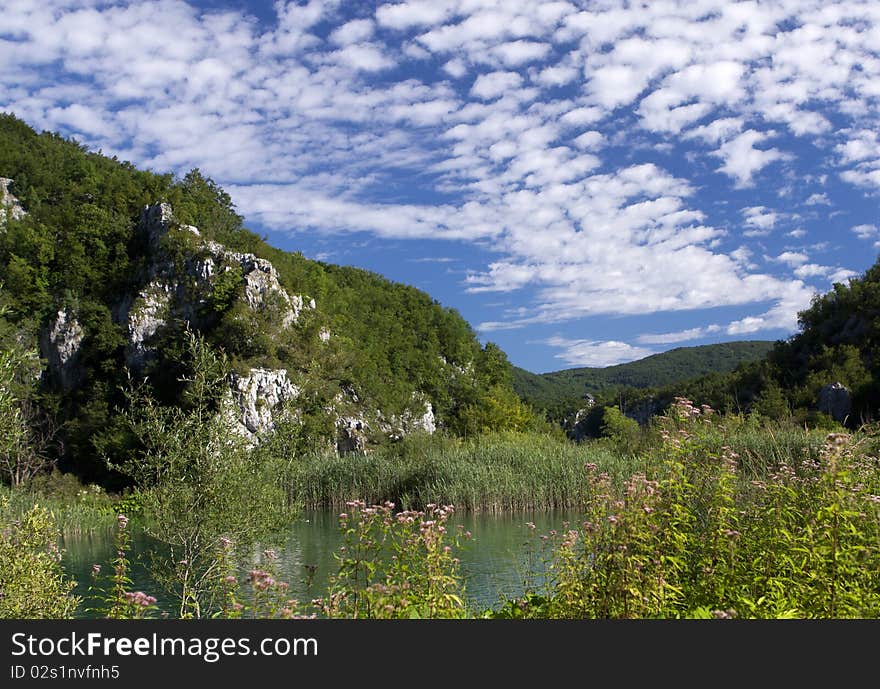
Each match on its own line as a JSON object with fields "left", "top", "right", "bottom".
{"left": 726, "top": 282, "right": 815, "bottom": 335}
{"left": 494, "top": 41, "right": 551, "bottom": 67}
{"left": 742, "top": 206, "right": 780, "bottom": 235}
{"left": 715, "top": 130, "right": 789, "bottom": 187}
{"left": 774, "top": 251, "right": 809, "bottom": 267}
{"left": 637, "top": 325, "right": 720, "bottom": 345}
{"left": 330, "top": 19, "right": 375, "bottom": 46}
{"left": 470, "top": 71, "right": 523, "bottom": 100}
{"left": 332, "top": 43, "right": 394, "bottom": 71}
{"left": 852, "top": 224, "right": 879, "bottom": 240}
{"left": 545, "top": 337, "right": 654, "bottom": 367}
{"left": 443, "top": 58, "right": 467, "bottom": 78}
{"left": 683, "top": 117, "right": 744, "bottom": 144}
{"left": 376, "top": 2, "right": 452, "bottom": 30}
{"left": 804, "top": 193, "right": 830, "bottom": 206}
{"left": 836, "top": 130, "right": 880, "bottom": 164}
{"left": 794, "top": 263, "right": 830, "bottom": 279}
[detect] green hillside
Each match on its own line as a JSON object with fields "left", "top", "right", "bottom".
{"left": 0, "top": 114, "right": 532, "bottom": 485}
{"left": 514, "top": 341, "right": 775, "bottom": 411}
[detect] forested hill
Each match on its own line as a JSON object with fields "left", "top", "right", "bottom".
{"left": 0, "top": 114, "right": 533, "bottom": 484}
{"left": 514, "top": 341, "right": 775, "bottom": 410}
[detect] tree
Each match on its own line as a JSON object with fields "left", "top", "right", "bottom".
{"left": 0, "top": 305, "right": 56, "bottom": 486}
{"left": 113, "top": 329, "right": 294, "bottom": 617}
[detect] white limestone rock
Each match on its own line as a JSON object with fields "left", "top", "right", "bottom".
{"left": 125, "top": 282, "right": 172, "bottom": 369}
{"left": 229, "top": 367, "right": 299, "bottom": 436}
{"left": 0, "top": 178, "right": 26, "bottom": 226}
{"left": 41, "top": 309, "right": 85, "bottom": 390}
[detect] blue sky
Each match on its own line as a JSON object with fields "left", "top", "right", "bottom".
{"left": 3, "top": 0, "right": 880, "bottom": 373}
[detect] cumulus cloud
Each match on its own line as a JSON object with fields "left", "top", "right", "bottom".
{"left": 545, "top": 337, "right": 655, "bottom": 367}
{"left": 715, "top": 130, "right": 789, "bottom": 187}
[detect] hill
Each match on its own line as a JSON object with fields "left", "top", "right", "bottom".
{"left": 0, "top": 114, "right": 532, "bottom": 485}
{"left": 514, "top": 341, "right": 775, "bottom": 412}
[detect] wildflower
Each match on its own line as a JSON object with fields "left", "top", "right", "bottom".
{"left": 91, "top": 564, "right": 101, "bottom": 576}
{"left": 224, "top": 575, "right": 237, "bottom": 585}
{"left": 219, "top": 537, "right": 232, "bottom": 549}
{"left": 525, "top": 522, "right": 536, "bottom": 530}
{"left": 123, "top": 591, "right": 157, "bottom": 608}
{"left": 116, "top": 514, "right": 129, "bottom": 529}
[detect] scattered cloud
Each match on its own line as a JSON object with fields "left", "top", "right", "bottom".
{"left": 545, "top": 337, "right": 654, "bottom": 367}
{"left": 715, "top": 130, "right": 789, "bottom": 188}
{"left": 3, "top": 0, "right": 879, "bottom": 370}
{"left": 637, "top": 325, "right": 721, "bottom": 346}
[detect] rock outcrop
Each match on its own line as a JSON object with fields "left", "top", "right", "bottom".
{"left": 624, "top": 397, "right": 665, "bottom": 426}
{"left": 38, "top": 200, "right": 437, "bottom": 451}
{"left": 818, "top": 382, "right": 851, "bottom": 423}
{"left": 40, "top": 309, "right": 85, "bottom": 391}
{"left": 119, "top": 203, "right": 315, "bottom": 369}
{"left": 0, "top": 178, "right": 26, "bottom": 226}
{"left": 336, "top": 416, "right": 369, "bottom": 455}
{"left": 229, "top": 368, "right": 299, "bottom": 437}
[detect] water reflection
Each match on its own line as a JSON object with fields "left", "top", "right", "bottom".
{"left": 62, "top": 509, "right": 580, "bottom": 616}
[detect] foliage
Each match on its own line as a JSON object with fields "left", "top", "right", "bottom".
{"left": 319, "top": 501, "right": 468, "bottom": 619}
{"left": 112, "top": 330, "right": 295, "bottom": 617}
{"left": 0, "top": 496, "right": 80, "bottom": 618}
{"left": 513, "top": 341, "right": 775, "bottom": 414}
{"left": 490, "top": 399, "right": 880, "bottom": 618}
{"left": 0, "top": 304, "right": 57, "bottom": 486}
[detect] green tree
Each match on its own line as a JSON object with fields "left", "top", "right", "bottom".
{"left": 113, "top": 330, "right": 294, "bottom": 617}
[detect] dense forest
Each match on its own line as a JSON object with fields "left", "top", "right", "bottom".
{"left": 0, "top": 114, "right": 532, "bottom": 486}
{"left": 513, "top": 341, "right": 775, "bottom": 414}
{"left": 565, "top": 265, "right": 880, "bottom": 435}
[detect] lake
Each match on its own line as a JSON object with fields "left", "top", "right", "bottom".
{"left": 61, "top": 509, "right": 581, "bottom": 617}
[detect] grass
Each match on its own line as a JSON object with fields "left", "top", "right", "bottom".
{"left": 284, "top": 414, "right": 837, "bottom": 512}
{"left": 0, "top": 471, "right": 117, "bottom": 535}
{"left": 287, "top": 430, "right": 645, "bottom": 511}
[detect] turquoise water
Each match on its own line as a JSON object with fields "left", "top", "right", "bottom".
{"left": 61, "top": 510, "right": 580, "bottom": 616}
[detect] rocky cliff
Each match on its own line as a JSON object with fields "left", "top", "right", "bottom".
{"left": 38, "top": 200, "right": 436, "bottom": 451}
{"left": 0, "top": 177, "right": 25, "bottom": 226}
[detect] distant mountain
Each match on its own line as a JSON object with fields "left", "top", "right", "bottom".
{"left": 514, "top": 341, "right": 776, "bottom": 410}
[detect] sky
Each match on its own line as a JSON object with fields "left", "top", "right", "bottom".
{"left": 2, "top": 0, "right": 880, "bottom": 373}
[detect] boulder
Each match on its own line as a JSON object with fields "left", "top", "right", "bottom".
{"left": 336, "top": 416, "right": 368, "bottom": 455}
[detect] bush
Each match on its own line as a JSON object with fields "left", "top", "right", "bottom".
{"left": 0, "top": 497, "right": 80, "bottom": 618}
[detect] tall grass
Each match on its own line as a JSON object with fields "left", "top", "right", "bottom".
{"left": 285, "top": 417, "right": 832, "bottom": 512}
{"left": 0, "top": 471, "right": 117, "bottom": 535}
{"left": 287, "top": 431, "right": 644, "bottom": 511}
{"left": 490, "top": 400, "right": 880, "bottom": 619}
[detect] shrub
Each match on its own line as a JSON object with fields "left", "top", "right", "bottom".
{"left": 0, "top": 497, "right": 79, "bottom": 618}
